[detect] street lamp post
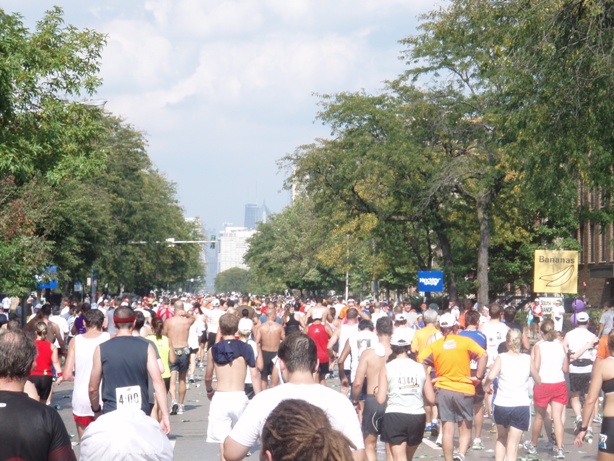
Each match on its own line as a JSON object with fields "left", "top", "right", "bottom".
{"left": 345, "top": 234, "right": 350, "bottom": 301}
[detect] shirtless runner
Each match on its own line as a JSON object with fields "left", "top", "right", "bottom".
{"left": 255, "top": 305, "right": 285, "bottom": 390}
{"left": 206, "top": 313, "right": 260, "bottom": 461}
{"left": 352, "top": 317, "right": 393, "bottom": 461}
{"left": 163, "top": 300, "right": 195, "bottom": 415}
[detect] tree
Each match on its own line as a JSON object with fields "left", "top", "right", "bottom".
{"left": 0, "top": 7, "right": 106, "bottom": 294}
{"left": 215, "top": 267, "right": 250, "bottom": 294}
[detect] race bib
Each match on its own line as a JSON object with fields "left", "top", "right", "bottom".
{"left": 116, "top": 386, "right": 141, "bottom": 410}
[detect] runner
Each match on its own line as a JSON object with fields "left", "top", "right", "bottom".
{"left": 63, "top": 309, "right": 110, "bottom": 440}
{"left": 376, "top": 328, "right": 435, "bottom": 461}
{"left": 260, "top": 399, "right": 355, "bottom": 461}
{"left": 458, "top": 309, "right": 488, "bottom": 450}
{"left": 565, "top": 311, "right": 598, "bottom": 440}
{"left": 164, "top": 300, "right": 195, "bottom": 415}
{"left": 483, "top": 328, "right": 539, "bottom": 461}
{"left": 88, "top": 306, "right": 170, "bottom": 434}
{"left": 307, "top": 310, "right": 333, "bottom": 385}
{"left": 0, "top": 330, "right": 76, "bottom": 461}
{"left": 147, "top": 317, "right": 176, "bottom": 423}
{"left": 255, "top": 307, "right": 285, "bottom": 390}
{"left": 28, "top": 321, "right": 63, "bottom": 403}
{"left": 524, "top": 318, "right": 568, "bottom": 459}
{"left": 419, "top": 313, "right": 487, "bottom": 461}
{"left": 223, "top": 333, "right": 365, "bottom": 461}
{"left": 206, "top": 313, "right": 260, "bottom": 461}
{"left": 411, "top": 308, "right": 440, "bottom": 436}
{"left": 574, "top": 330, "right": 614, "bottom": 459}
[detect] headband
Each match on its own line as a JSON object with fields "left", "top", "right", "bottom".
{"left": 114, "top": 315, "right": 136, "bottom": 324}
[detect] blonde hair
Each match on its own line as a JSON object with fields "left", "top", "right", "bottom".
{"left": 540, "top": 318, "right": 557, "bottom": 341}
{"left": 35, "top": 321, "right": 48, "bottom": 338}
{"left": 506, "top": 328, "right": 522, "bottom": 353}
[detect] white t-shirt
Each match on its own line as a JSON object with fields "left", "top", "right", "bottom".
{"left": 338, "top": 323, "right": 358, "bottom": 371}
{"left": 566, "top": 327, "right": 597, "bottom": 373}
{"left": 552, "top": 304, "right": 566, "bottom": 332}
{"left": 493, "top": 353, "right": 531, "bottom": 407}
{"left": 228, "top": 383, "right": 364, "bottom": 451}
{"left": 385, "top": 357, "right": 426, "bottom": 414}
{"left": 205, "top": 308, "right": 224, "bottom": 334}
{"left": 481, "top": 321, "right": 509, "bottom": 367}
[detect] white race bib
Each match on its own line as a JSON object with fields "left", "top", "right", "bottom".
{"left": 116, "top": 386, "right": 141, "bottom": 410}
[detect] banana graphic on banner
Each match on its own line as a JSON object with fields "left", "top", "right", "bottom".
{"left": 534, "top": 250, "right": 579, "bottom": 294}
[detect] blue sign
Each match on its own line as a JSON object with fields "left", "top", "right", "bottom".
{"left": 36, "top": 266, "right": 59, "bottom": 289}
{"left": 418, "top": 271, "right": 444, "bottom": 292}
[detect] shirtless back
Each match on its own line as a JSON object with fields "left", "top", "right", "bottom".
{"left": 351, "top": 316, "right": 393, "bottom": 461}
{"left": 24, "top": 304, "right": 65, "bottom": 354}
{"left": 163, "top": 300, "right": 195, "bottom": 414}
{"left": 255, "top": 307, "right": 285, "bottom": 389}
{"left": 205, "top": 314, "right": 260, "bottom": 460}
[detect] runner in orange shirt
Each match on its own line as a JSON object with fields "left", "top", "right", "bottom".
{"left": 419, "top": 313, "right": 487, "bottom": 461}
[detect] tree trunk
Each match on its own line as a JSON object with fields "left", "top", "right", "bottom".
{"left": 434, "top": 226, "right": 458, "bottom": 302}
{"left": 476, "top": 194, "right": 491, "bottom": 307}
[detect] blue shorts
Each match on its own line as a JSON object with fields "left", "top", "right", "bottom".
{"left": 493, "top": 405, "right": 530, "bottom": 431}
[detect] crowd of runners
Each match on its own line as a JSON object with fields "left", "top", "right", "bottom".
{"left": 0, "top": 292, "right": 613, "bottom": 460}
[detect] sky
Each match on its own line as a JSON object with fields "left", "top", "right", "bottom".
{"left": 4, "top": 0, "right": 436, "bottom": 231}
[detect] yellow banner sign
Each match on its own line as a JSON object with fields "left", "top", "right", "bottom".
{"left": 533, "top": 250, "right": 578, "bottom": 294}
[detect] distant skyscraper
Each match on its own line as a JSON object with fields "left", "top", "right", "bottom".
{"left": 244, "top": 202, "right": 270, "bottom": 229}
{"left": 244, "top": 204, "right": 259, "bottom": 229}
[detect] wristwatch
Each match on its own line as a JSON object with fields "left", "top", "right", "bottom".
{"left": 91, "top": 405, "right": 101, "bottom": 413}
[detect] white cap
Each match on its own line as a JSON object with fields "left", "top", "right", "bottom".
{"left": 312, "top": 310, "right": 323, "bottom": 320}
{"left": 390, "top": 329, "right": 412, "bottom": 346}
{"left": 439, "top": 313, "right": 456, "bottom": 328}
{"left": 238, "top": 318, "right": 253, "bottom": 334}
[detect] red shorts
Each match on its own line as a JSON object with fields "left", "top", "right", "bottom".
{"left": 73, "top": 414, "right": 96, "bottom": 427}
{"left": 533, "top": 381, "right": 568, "bottom": 408}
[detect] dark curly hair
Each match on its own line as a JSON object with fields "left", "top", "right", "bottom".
{"left": 261, "top": 399, "right": 355, "bottom": 461}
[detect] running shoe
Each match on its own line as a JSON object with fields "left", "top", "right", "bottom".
{"left": 170, "top": 401, "right": 178, "bottom": 415}
{"left": 452, "top": 453, "right": 465, "bottom": 461}
{"left": 545, "top": 441, "right": 555, "bottom": 451}
{"left": 471, "top": 438, "right": 484, "bottom": 450}
{"left": 430, "top": 423, "right": 439, "bottom": 438}
{"left": 594, "top": 415, "right": 603, "bottom": 424}
{"left": 436, "top": 433, "right": 442, "bottom": 447}
{"left": 188, "top": 375, "right": 195, "bottom": 384}
{"left": 425, "top": 423, "right": 433, "bottom": 433}
{"left": 573, "top": 416, "right": 583, "bottom": 435}
{"left": 523, "top": 440, "right": 537, "bottom": 455}
{"left": 554, "top": 447, "right": 565, "bottom": 459}
{"left": 177, "top": 404, "right": 184, "bottom": 415}
{"left": 489, "top": 423, "right": 497, "bottom": 433}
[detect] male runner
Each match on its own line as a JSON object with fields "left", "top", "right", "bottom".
{"left": 164, "top": 300, "right": 195, "bottom": 415}
{"left": 224, "top": 333, "right": 366, "bottom": 461}
{"left": 88, "top": 306, "right": 170, "bottom": 435}
{"left": 255, "top": 307, "right": 285, "bottom": 390}
{"left": 206, "top": 314, "right": 261, "bottom": 461}
{"left": 352, "top": 317, "right": 393, "bottom": 461}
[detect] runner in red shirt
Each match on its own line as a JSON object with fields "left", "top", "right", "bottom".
{"left": 306, "top": 310, "right": 333, "bottom": 385}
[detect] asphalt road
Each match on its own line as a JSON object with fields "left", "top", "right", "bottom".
{"left": 52, "top": 366, "right": 600, "bottom": 460}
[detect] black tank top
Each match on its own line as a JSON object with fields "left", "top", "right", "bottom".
{"left": 285, "top": 313, "right": 301, "bottom": 334}
{"left": 99, "top": 336, "right": 150, "bottom": 414}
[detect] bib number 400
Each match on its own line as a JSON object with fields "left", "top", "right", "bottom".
{"left": 116, "top": 386, "right": 141, "bottom": 409}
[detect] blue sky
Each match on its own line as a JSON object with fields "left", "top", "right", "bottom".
{"left": 4, "top": 0, "right": 436, "bottom": 230}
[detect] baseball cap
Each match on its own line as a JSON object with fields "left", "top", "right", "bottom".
{"left": 312, "top": 310, "right": 323, "bottom": 320}
{"left": 395, "top": 313, "right": 407, "bottom": 322}
{"left": 238, "top": 318, "right": 253, "bottom": 334}
{"left": 211, "top": 299, "right": 220, "bottom": 307}
{"left": 577, "top": 311, "right": 589, "bottom": 323}
{"left": 390, "top": 329, "right": 412, "bottom": 346}
{"left": 439, "top": 313, "right": 456, "bottom": 328}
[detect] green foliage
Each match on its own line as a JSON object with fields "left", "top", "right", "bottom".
{"left": 215, "top": 267, "right": 250, "bottom": 294}
{"left": 0, "top": 9, "right": 203, "bottom": 295}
